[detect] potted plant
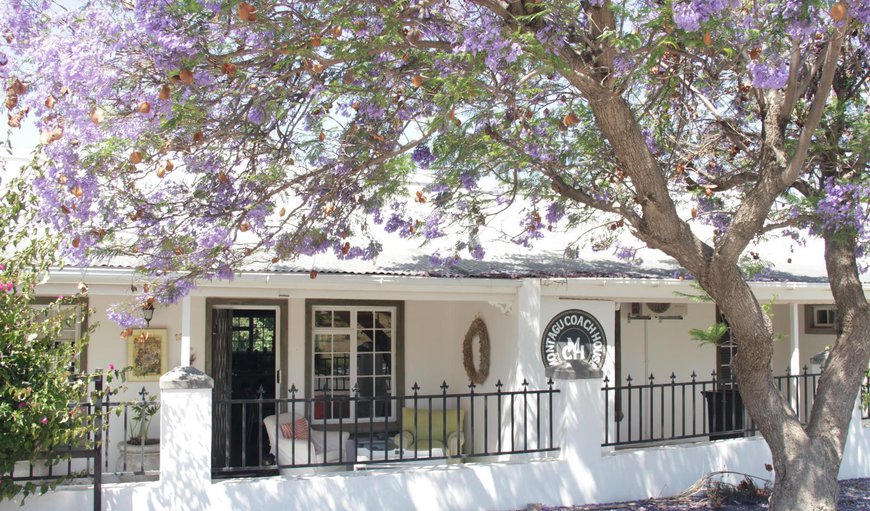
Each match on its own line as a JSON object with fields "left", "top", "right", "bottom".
{"left": 116, "top": 391, "right": 160, "bottom": 479}
{"left": 128, "top": 396, "right": 160, "bottom": 445}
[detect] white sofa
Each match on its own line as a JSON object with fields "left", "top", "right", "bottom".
{"left": 263, "top": 411, "right": 350, "bottom": 472}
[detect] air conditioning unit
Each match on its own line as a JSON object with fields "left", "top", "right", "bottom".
{"left": 643, "top": 302, "right": 687, "bottom": 318}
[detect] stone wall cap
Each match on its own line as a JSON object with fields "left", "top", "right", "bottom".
{"left": 160, "top": 366, "right": 214, "bottom": 390}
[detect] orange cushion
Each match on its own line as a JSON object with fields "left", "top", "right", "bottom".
{"left": 279, "top": 417, "right": 309, "bottom": 440}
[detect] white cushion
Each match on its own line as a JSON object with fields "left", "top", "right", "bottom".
{"left": 264, "top": 412, "right": 349, "bottom": 466}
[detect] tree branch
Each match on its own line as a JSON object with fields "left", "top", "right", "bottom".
{"left": 779, "top": 38, "right": 803, "bottom": 122}
{"left": 714, "top": 23, "right": 847, "bottom": 264}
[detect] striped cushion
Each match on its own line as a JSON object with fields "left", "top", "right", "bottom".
{"left": 280, "top": 417, "right": 309, "bottom": 440}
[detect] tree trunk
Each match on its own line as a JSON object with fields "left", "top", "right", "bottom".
{"left": 702, "top": 235, "right": 870, "bottom": 511}
{"left": 768, "top": 436, "right": 840, "bottom": 510}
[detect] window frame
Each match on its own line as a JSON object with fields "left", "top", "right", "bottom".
{"left": 33, "top": 296, "right": 89, "bottom": 372}
{"left": 305, "top": 299, "right": 404, "bottom": 429}
{"left": 205, "top": 298, "right": 289, "bottom": 401}
{"left": 804, "top": 304, "right": 838, "bottom": 334}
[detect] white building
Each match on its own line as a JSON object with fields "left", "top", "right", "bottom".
{"left": 4, "top": 244, "right": 869, "bottom": 510}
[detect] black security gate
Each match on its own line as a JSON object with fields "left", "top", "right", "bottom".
{"left": 212, "top": 308, "right": 278, "bottom": 470}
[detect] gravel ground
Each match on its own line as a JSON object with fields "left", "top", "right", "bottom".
{"left": 532, "top": 478, "right": 870, "bottom": 511}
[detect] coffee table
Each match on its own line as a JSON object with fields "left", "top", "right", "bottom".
{"left": 354, "top": 446, "right": 445, "bottom": 467}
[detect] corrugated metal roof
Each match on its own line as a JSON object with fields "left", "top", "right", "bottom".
{"left": 1, "top": 154, "right": 837, "bottom": 284}
{"left": 248, "top": 246, "right": 828, "bottom": 283}
{"left": 79, "top": 229, "right": 832, "bottom": 283}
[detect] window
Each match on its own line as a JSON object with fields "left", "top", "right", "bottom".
{"left": 805, "top": 305, "right": 838, "bottom": 334}
{"left": 307, "top": 301, "right": 403, "bottom": 423}
{"left": 33, "top": 298, "right": 87, "bottom": 371}
{"left": 231, "top": 311, "right": 275, "bottom": 353}
{"left": 812, "top": 306, "right": 837, "bottom": 328}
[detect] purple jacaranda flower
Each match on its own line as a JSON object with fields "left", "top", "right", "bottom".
{"left": 247, "top": 106, "right": 266, "bottom": 125}
{"left": 459, "top": 172, "right": 477, "bottom": 190}
{"left": 811, "top": 178, "right": 868, "bottom": 238}
{"left": 673, "top": 0, "right": 736, "bottom": 31}
{"left": 612, "top": 54, "right": 635, "bottom": 77}
{"left": 673, "top": 3, "right": 702, "bottom": 31}
{"left": 750, "top": 61, "right": 789, "bottom": 89}
{"left": 107, "top": 305, "right": 147, "bottom": 328}
{"left": 423, "top": 213, "right": 443, "bottom": 240}
{"left": 470, "top": 244, "right": 485, "bottom": 260}
{"left": 616, "top": 246, "right": 637, "bottom": 262}
{"left": 411, "top": 145, "right": 435, "bottom": 168}
{"left": 384, "top": 213, "right": 402, "bottom": 233}
{"left": 641, "top": 128, "right": 659, "bottom": 154}
{"left": 546, "top": 203, "right": 565, "bottom": 225}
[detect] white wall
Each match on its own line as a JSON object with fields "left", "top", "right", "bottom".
{"left": 404, "top": 301, "right": 466, "bottom": 394}
{"left": 7, "top": 374, "right": 867, "bottom": 511}
{"left": 619, "top": 302, "right": 716, "bottom": 383}
{"left": 404, "top": 300, "right": 522, "bottom": 455}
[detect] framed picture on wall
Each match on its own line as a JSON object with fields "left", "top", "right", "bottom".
{"left": 127, "top": 329, "right": 168, "bottom": 381}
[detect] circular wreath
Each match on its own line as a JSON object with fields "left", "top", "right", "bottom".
{"left": 463, "top": 317, "right": 491, "bottom": 385}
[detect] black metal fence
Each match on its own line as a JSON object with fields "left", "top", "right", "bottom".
{"left": 212, "top": 379, "right": 560, "bottom": 476}
{"left": 5, "top": 376, "right": 161, "bottom": 511}
{"left": 602, "top": 367, "right": 821, "bottom": 448}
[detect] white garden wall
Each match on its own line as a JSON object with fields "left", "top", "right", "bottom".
{"left": 5, "top": 371, "right": 867, "bottom": 511}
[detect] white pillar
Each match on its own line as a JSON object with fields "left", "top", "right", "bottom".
{"left": 159, "top": 367, "right": 213, "bottom": 509}
{"left": 789, "top": 303, "right": 801, "bottom": 410}
{"left": 515, "top": 278, "right": 542, "bottom": 384}
{"left": 180, "top": 296, "right": 192, "bottom": 366}
{"left": 509, "top": 279, "right": 542, "bottom": 450}
{"left": 556, "top": 377, "right": 604, "bottom": 503}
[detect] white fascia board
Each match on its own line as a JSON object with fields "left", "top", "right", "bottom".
{"left": 542, "top": 277, "right": 845, "bottom": 303}
{"left": 41, "top": 267, "right": 521, "bottom": 300}
{"left": 42, "top": 267, "right": 859, "bottom": 304}
{"left": 187, "top": 287, "right": 515, "bottom": 303}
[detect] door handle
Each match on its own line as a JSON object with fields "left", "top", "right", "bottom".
{"left": 276, "top": 369, "right": 281, "bottom": 384}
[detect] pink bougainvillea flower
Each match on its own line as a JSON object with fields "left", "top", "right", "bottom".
{"left": 40, "top": 417, "right": 48, "bottom": 425}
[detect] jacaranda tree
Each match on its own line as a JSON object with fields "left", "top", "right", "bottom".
{"left": 1, "top": 1, "right": 868, "bottom": 508}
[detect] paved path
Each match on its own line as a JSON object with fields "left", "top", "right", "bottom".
{"left": 531, "top": 478, "right": 870, "bottom": 511}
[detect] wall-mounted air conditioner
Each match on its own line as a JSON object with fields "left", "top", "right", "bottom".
{"left": 629, "top": 302, "right": 688, "bottom": 320}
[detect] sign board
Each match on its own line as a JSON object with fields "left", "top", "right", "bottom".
{"left": 540, "top": 309, "right": 606, "bottom": 375}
